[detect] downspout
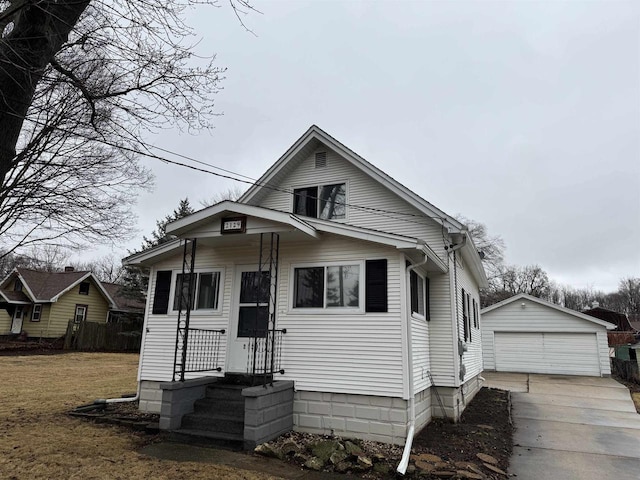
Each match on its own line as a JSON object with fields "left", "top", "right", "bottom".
{"left": 446, "top": 234, "right": 468, "bottom": 412}
{"left": 396, "top": 252, "right": 428, "bottom": 476}
{"left": 94, "top": 383, "right": 140, "bottom": 405}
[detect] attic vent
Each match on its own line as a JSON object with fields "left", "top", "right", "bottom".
{"left": 315, "top": 152, "right": 327, "bottom": 168}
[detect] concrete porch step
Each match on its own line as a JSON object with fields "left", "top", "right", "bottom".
{"left": 181, "top": 412, "right": 244, "bottom": 434}
{"left": 193, "top": 397, "right": 245, "bottom": 416}
{"left": 205, "top": 384, "right": 246, "bottom": 401}
{"left": 170, "top": 428, "right": 244, "bottom": 450}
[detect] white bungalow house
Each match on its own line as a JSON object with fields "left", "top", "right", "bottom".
{"left": 124, "top": 125, "right": 487, "bottom": 454}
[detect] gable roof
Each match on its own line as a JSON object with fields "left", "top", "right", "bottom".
{"left": 582, "top": 306, "right": 634, "bottom": 332}
{"left": 481, "top": 293, "right": 617, "bottom": 330}
{"left": 0, "top": 268, "right": 115, "bottom": 306}
{"left": 102, "top": 282, "right": 146, "bottom": 313}
{"left": 238, "top": 125, "right": 465, "bottom": 232}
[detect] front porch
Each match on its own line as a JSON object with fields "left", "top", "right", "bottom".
{"left": 151, "top": 374, "right": 294, "bottom": 450}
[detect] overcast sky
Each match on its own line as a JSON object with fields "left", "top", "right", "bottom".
{"left": 92, "top": 1, "right": 639, "bottom": 292}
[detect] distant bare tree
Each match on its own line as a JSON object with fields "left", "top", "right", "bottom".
{"left": 200, "top": 186, "right": 246, "bottom": 207}
{"left": 71, "top": 255, "right": 124, "bottom": 283}
{"left": 0, "top": 1, "right": 254, "bottom": 258}
{"left": 456, "top": 216, "right": 506, "bottom": 284}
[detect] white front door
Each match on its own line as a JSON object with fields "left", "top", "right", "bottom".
{"left": 227, "top": 266, "right": 270, "bottom": 373}
{"left": 11, "top": 306, "right": 24, "bottom": 334}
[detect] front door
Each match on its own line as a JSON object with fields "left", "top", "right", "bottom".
{"left": 11, "top": 306, "right": 24, "bottom": 334}
{"left": 227, "top": 266, "right": 270, "bottom": 373}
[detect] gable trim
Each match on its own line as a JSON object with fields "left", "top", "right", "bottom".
{"left": 481, "top": 293, "right": 616, "bottom": 330}
{"left": 238, "top": 125, "right": 464, "bottom": 231}
{"left": 50, "top": 273, "right": 116, "bottom": 307}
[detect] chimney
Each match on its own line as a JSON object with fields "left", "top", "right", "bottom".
{"left": 591, "top": 301, "right": 600, "bottom": 309}
{"left": 64, "top": 266, "right": 74, "bottom": 272}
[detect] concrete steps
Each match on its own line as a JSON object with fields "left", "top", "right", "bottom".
{"left": 176, "top": 381, "right": 246, "bottom": 448}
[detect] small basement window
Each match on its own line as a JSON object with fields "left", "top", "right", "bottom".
{"left": 79, "top": 282, "right": 90, "bottom": 295}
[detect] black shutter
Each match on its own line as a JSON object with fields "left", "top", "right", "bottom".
{"left": 409, "top": 271, "right": 418, "bottom": 314}
{"left": 365, "top": 259, "right": 387, "bottom": 312}
{"left": 462, "top": 287, "right": 468, "bottom": 341}
{"left": 152, "top": 270, "right": 173, "bottom": 314}
{"left": 425, "top": 277, "right": 430, "bottom": 321}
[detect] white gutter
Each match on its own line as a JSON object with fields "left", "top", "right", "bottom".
{"left": 396, "top": 253, "right": 428, "bottom": 476}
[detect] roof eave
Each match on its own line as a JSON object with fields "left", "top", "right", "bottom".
{"left": 481, "top": 293, "right": 617, "bottom": 329}
{"left": 239, "top": 125, "right": 465, "bottom": 231}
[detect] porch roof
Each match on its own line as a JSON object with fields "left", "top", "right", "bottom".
{"left": 124, "top": 202, "right": 446, "bottom": 272}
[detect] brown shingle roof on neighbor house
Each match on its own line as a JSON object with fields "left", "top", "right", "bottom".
{"left": 1, "top": 290, "right": 31, "bottom": 302}
{"left": 102, "top": 282, "right": 145, "bottom": 313}
{"left": 582, "top": 306, "right": 634, "bottom": 332}
{"left": 14, "top": 268, "right": 89, "bottom": 301}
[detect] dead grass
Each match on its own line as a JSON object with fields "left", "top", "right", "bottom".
{"left": 0, "top": 352, "right": 277, "bottom": 480}
{"left": 632, "top": 393, "right": 640, "bottom": 412}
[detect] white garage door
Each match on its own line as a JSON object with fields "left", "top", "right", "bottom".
{"left": 494, "top": 332, "right": 601, "bottom": 376}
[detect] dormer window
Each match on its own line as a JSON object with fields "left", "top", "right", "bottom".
{"left": 14, "top": 279, "right": 22, "bottom": 292}
{"left": 294, "top": 183, "right": 346, "bottom": 220}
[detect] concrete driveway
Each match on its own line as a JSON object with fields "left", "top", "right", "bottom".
{"left": 483, "top": 372, "right": 640, "bottom": 480}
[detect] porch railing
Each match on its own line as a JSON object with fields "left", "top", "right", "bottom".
{"left": 183, "top": 328, "right": 226, "bottom": 374}
{"left": 248, "top": 328, "right": 287, "bottom": 386}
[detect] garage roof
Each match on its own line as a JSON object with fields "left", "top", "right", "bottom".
{"left": 481, "top": 293, "right": 616, "bottom": 330}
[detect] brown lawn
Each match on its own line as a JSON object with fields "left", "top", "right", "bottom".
{"left": 0, "top": 352, "right": 277, "bottom": 480}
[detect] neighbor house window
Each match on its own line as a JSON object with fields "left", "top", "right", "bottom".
{"left": 74, "top": 305, "right": 87, "bottom": 323}
{"left": 14, "top": 279, "right": 22, "bottom": 292}
{"left": 79, "top": 282, "right": 90, "bottom": 295}
{"left": 293, "top": 183, "right": 346, "bottom": 220}
{"left": 410, "top": 270, "right": 430, "bottom": 320}
{"left": 172, "top": 271, "right": 222, "bottom": 311}
{"left": 293, "top": 263, "right": 361, "bottom": 309}
{"left": 31, "top": 304, "right": 42, "bottom": 322}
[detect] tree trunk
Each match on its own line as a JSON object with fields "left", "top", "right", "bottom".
{"left": 0, "top": 0, "right": 91, "bottom": 186}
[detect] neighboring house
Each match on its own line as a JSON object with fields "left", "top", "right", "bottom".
{"left": 0, "top": 268, "right": 116, "bottom": 338}
{"left": 481, "top": 293, "right": 615, "bottom": 377}
{"left": 124, "top": 125, "right": 488, "bottom": 448}
{"left": 102, "top": 282, "right": 146, "bottom": 326}
{"left": 582, "top": 303, "right": 635, "bottom": 332}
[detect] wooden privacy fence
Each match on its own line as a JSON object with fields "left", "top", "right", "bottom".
{"left": 64, "top": 320, "right": 142, "bottom": 352}
{"left": 611, "top": 357, "right": 640, "bottom": 384}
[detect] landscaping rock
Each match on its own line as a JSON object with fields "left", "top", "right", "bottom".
{"left": 329, "top": 450, "right": 348, "bottom": 465}
{"left": 304, "top": 456, "right": 324, "bottom": 471}
{"left": 406, "top": 464, "right": 416, "bottom": 474}
{"left": 373, "top": 462, "right": 392, "bottom": 474}
{"left": 483, "top": 463, "right": 507, "bottom": 476}
{"left": 310, "top": 440, "right": 340, "bottom": 462}
{"left": 432, "top": 471, "right": 456, "bottom": 478}
{"left": 356, "top": 455, "right": 373, "bottom": 470}
{"left": 415, "top": 460, "right": 435, "bottom": 473}
{"left": 344, "top": 440, "right": 363, "bottom": 456}
{"left": 281, "top": 439, "right": 301, "bottom": 455}
{"left": 334, "top": 460, "right": 352, "bottom": 473}
{"left": 476, "top": 453, "right": 499, "bottom": 465}
{"left": 372, "top": 452, "right": 386, "bottom": 463}
{"left": 415, "top": 453, "right": 443, "bottom": 463}
{"left": 457, "top": 470, "right": 485, "bottom": 479}
{"left": 254, "top": 443, "right": 282, "bottom": 459}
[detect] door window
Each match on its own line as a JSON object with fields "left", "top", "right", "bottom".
{"left": 237, "top": 271, "right": 270, "bottom": 338}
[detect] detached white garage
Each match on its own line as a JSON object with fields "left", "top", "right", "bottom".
{"left": 481, "top": 294, "right": 615, "bottom": 377}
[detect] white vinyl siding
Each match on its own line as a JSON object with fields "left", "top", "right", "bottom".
{"left": 481, "top": 298, "right": 611, "bottom": 376}
{"left": 254, "top": 148, "right": 448, "bottom": 261}
{"left": 456, "top": 254, "right": 483, "bottom": 383}
{"left": 138, "top": 235, "right": 405, "bottom": 396}
{"left": 425, "top": 270, "right": 456, "bottom": 387}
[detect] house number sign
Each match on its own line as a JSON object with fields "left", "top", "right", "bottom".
{"left": 221, "top": 216, "right": 247, "bottom": 234}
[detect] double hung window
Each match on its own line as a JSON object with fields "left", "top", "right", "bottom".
{"left": 172, "top": 271, "right": 222, "bottom": 312}
{"left": 31, "top": 304, "right": 42, "bottom": 322}
{"left": 293, "top": 183, "right": 346, "bottom": 220}
{"left": 293, "top": 263, "right": 361, "bottom": 310}
{"left": 410, "top": 270, "right": 430, "bottom": 319}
